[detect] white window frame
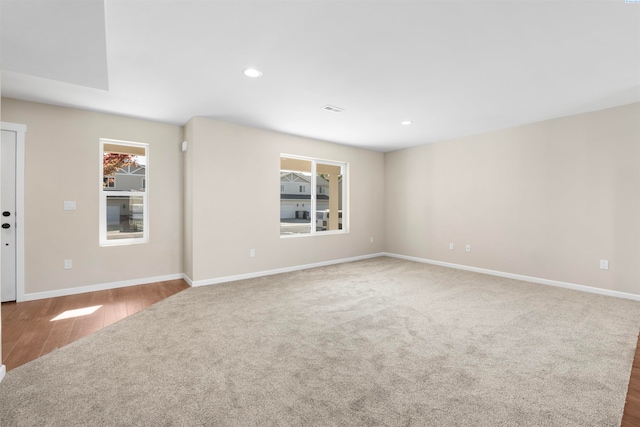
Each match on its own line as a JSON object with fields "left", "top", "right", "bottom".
{"left": 99, "top": 138, "right": 149, "bottom": 246}
{"left": 280, "top": 154, "right": 348, "bottom": 238}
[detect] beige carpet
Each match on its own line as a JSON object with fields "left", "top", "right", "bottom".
{"left": 1, "top": 257, "right": 639, "bottom": 426}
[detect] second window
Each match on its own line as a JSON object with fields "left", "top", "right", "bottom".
{"left": 280, "top": 155, "right": 346, "bottom": 236}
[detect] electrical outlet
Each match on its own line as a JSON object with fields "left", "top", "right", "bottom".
{"left": 600, "top": 260, "right": 609, "bottom": 270}
{"left": 465, "top": 245, "right": 471, "bottom": 252}
{"left": 249, "top": 249, "right": 255, "bottom": 257}
{"left": 449, "top": 242, "right": 454, "bottom": 250}
{"left": 370, "top": 237, "right": 374, "bottom": 243}
{"left": 64, "top": 259, "right": 72, "bottom": 270}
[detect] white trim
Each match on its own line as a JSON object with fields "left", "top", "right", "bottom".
{"left": 190, "top": 253, "right": 385, "bottom": 287}
{"left": 311, "top": 160, "right": 317, "bottom": 231}
{"left": 182, "top": 274, "right": 194, "bottom": 287}
{"left": 0, "top": 122, "right": 27, "bottom": 133}
{"left": 1, "top": 122, "right": 27, "bottom": 302}
{"left": 0, "top": 364, "right": 6, "bottom": 383}
{"left": 23, "top": 273, "right": 185, "bottom": 301}
{"left": 384, "top": 252, "right": 640, "bottom": 301}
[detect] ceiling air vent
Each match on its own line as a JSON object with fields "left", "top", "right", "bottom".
{"left": 322, "top": 105, "right": 345, "bottom": 113}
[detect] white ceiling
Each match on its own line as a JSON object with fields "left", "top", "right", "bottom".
{"left": 1, "top": 0, "right": 639, "bottom": 152}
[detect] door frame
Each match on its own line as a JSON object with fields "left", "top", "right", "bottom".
{"left": 1, "top": 122, "right": 26, "bottom": 302}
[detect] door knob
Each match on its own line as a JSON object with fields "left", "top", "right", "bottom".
{"left": 2, "top": 223, "right": 10, "bottom": 229}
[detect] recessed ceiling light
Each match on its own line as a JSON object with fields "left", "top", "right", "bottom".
{"left": 401, "top": 120, "right": 412, "bottom": 125}
{"left": 243, "top": 68, "right": 263, "bottom": 78}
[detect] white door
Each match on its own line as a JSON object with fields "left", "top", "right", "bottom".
{"left": 1, "top": 130, "right": 17, "bottom": 302}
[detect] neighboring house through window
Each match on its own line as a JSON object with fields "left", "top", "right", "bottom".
{"left": 280, "top": 155, "right": 346, "bottom": 236}
{"left": 100, "top": 139, "right": 148, "bottom": 246}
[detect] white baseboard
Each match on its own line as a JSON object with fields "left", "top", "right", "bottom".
{"left": 189, "top": 253, "right": 385, "bottom": 287}
{"left": 0, "top": 364, "right": 6, "bottom": 383}
{"left": 23, "top": 252, "right": 631, "bottom": 303}
{"left": 384, "top": 252, "right": 640, "bottom": 301}
{"left": 23, "top": 273, "right": 186, "bottom": 301}
{"left": 22, "top": 253, "right": 385, "bottom": 300}
{"left": 183, "top": 275, "right": 194, "bottom": 287}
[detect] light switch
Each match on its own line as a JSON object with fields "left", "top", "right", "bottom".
{"left": 64, "top": 201, "right": 77, "bottom": 211}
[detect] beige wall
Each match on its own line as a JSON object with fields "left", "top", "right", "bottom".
{"left": 187, "top": 117, "right": 385, "bottom": 282}
{"left": 1, "top": 96, "right": 637, "bottom": 298}
{"left": 385, "top": 103, "right": 640, "bottom": 294}
{"left": 1, "top": 98, "right": 184, "bottom": 295}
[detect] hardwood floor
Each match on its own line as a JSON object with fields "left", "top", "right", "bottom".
{"left": 623, "top": 333, "right": 640, "bottom": 426}
{"left": 1, "top": 279, "right": 189, "bottom": 371}
{"left": 1, "top": 280, "right": 639, "bottom": 425}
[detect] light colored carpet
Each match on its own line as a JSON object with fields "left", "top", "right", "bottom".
{"left": 1, "top": 257, "right": 639, "bottom": 426}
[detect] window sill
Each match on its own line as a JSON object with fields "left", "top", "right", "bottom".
{"left": 280, "top": 230, "right": 347, "bottom": 239}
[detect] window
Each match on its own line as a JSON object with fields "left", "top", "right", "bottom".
{"left": 100, "top": 139, "right": 148, "bottom": 246}
{"left": 280, "top": 155, "right": 346, "bottom": 236}
{"left": 103, "top": 176, "right": 115, "bottom": 188}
